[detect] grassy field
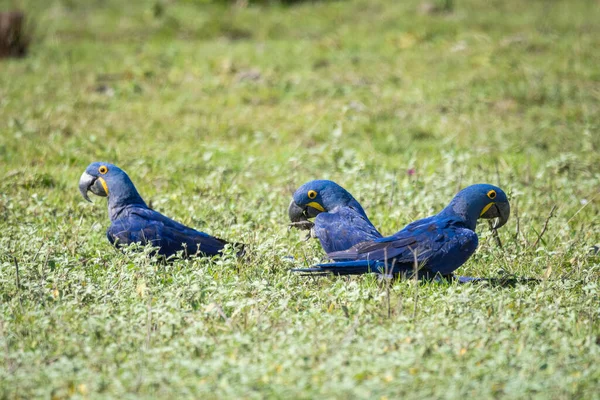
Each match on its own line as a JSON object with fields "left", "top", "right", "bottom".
{"left": 1, "top": 0, "right": 599, "bottom": 398}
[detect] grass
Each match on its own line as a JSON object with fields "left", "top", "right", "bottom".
{"left": 1, "top": 0, "right": 599, "bottom": 398}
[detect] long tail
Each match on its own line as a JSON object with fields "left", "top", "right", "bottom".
{"left": 291, "top": 260, "right": 383, "bottom": 275}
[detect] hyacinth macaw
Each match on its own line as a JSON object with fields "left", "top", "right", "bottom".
{"left": 79, "top": 162, "right": 242, "bottom": 258}
{"left": 288, "top": 180, "right": 382, "bottom": 254}
{"left": 292, "top": 184, "right": 510, "bottom": 278}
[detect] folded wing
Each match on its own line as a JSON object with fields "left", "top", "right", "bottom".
{"left": 107, "top": 207, "right": 236, "bottom": 257}
{"left": 313, "top": 206, "right": 382, "bottom": 253}
{"left": 301, "top": 216, "right": 478, "bottom": 276}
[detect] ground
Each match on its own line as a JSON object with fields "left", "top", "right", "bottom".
{"left": 0, "top": 0, "right": 599, "bottom": 398}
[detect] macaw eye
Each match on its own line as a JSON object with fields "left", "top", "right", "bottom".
{"left": 307, "top": 190, "right": 317, "bottom": 199}
{"left": 98, "top": 165, "right": 108, "bottom": 174}
{"left": 487, "top": 190, "right": 496, "bottom": 199}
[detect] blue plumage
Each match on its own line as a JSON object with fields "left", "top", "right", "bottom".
{"left": 288, "top": 180, "right": 382, "bottom": 253}
{"left": 79, "top": 162, "right": 240, "bottom": 258}
{"left": 293, "top": 184, "right": 510, "bottom": 277}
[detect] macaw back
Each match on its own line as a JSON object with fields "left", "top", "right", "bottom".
{"left": 317, "top": 215, "right": 479, "bottom": 276}
{"left": 313, "top": 206, "right": 383, "bottom": 253}
{"left": 107, "top": 205, "right": 232, "bottom": 258}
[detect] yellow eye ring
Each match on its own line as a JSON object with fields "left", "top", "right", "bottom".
{"left": 487, "top": 190, "right": 496, "bottom": 199}
{"left": 98, "top": 165, "right": 108, "bottom": 174}
{"left": 308, "top": 190, "right": 317, "bottom": 199}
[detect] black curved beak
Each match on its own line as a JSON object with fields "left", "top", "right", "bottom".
{"left": 288, "top": 200, "right": 321, "bottom": 230}
{"left": 481, "top": 201, "right": 510, "bottom": 229}
{"left": 288, "top": 200, "right": 306, "bottom": 223}
{"left": 79, "top": 172, "right": 107, "bottom": 202}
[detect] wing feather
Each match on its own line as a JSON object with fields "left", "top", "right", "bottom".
{"left": 324, "top": 216, "right": 479, "bottom": 275}
{"left": 107, "top": 206, "right": 233, "bottom": 257}
{"left": 313, "top": 206, "right": 382, "bottom": 253}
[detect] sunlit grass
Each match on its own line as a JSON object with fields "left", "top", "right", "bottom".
{"left": 0, "top": 0, "right": 599, "bottom": 398}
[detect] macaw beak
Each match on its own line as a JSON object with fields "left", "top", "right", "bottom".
{"left": 79, "top": 171, "right": 108, "bottom": 202}
{"left": 288, "top": 200, "right": 321, "bottom": 230}
{"left": 480, "top": 201, "right": 510, "bottom": 229}
{"left": 288, "top": 200, "right": 305, "bottom": 223}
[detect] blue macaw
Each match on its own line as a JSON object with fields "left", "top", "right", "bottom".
{"left": 288, "top": 180, "right": 382, "bottom": 253}
{"left": 79, "top": 162, "right": 242, "bottom": 258}
{"left": 292, "top": 184, "right": 510, "bottom": 278}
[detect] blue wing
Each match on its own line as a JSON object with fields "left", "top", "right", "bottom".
{"left": 313, "top": 206, "right": 382, "bottom": 253}
{"left": 298, "top": 216, "right": 478, "bottom": 276}
{"left": 107, "top": 206, "right": 236, "bottom": 257}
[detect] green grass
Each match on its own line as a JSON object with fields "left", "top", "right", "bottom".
{"left": 1, "top": 0, "right": 599, "bottom": 398}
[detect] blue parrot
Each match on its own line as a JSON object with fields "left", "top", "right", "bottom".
{"left": 292, "top": 184, "right": 510, "bottom": 278}
{"left": 288, "top": 180, "right": 382, "bottom": 253}
{"left": 79, "top": 162, "right": 242, "bottom": 258}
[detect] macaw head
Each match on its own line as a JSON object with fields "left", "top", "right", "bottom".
{"left": 288, "top": 180, "right": 366, "bottom": 228}
{"left": 79, "top": 162, "right": 147, "bottom": 216}
{"left": 442, "top": 183, "right": 510, "bottom": 230}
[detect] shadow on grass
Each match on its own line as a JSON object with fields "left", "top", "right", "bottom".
{"left": 293, "top": 271, "right": 543, "bottom": 288}
{"left": 452, "top": 275, "right": 542, "bottom": 287}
